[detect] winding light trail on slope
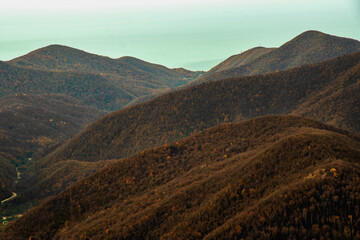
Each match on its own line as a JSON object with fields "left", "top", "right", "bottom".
{"left": 0, "top": 167, "right": 21, "bottom": 204}
{"left": 1, "top": 192, "right": 17, "bottom": 204}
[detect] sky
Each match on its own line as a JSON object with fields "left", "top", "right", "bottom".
{"left": 0, "top": 0, "right": 359, "bottom": 70}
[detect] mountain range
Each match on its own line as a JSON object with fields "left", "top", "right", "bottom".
{"left": 131, "top": 30, "right": 360, "bottom": 105}
{"left": 0, "top": 30, "right": 359, "bottom": 239}
{"left": 3, "top": 47, "right": 203, "bottom": 111}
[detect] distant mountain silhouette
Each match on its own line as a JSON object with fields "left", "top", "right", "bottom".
{"left": 8, "top": 45, "right": 203, "bottom": 107}
{"left": 192, "top": 30, "right": 360, "bottom": 84}
{"left": 2, "top": 116, "right": 359, "bottom": 239}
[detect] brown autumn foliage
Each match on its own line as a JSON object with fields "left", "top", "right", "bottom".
{"left": 1, "top": 31, "right": 359, "bottom": 236}
{"left": 193, "top": 30, "right": 360, "bottom": 85}
{"left": 1, "top": 115, "right": 359, "bottom": 239}
{"left": 19, "top": 51, "right": 360, "bottom": 201}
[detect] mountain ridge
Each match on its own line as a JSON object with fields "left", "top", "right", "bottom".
{"left": 9, "top": 44, "right": 203, "bottom": 90}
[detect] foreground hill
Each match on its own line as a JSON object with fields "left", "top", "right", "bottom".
{"left": 194, "top": 30, "right": 360, "bottom": 84}
{"left": 2, "top": 116, "right": 360, "bottom": 239}
{"left": 8, "top": 45, "right": 203, "bottom": 107}
{"left": 0, "top": 94, "right": 104, "bottom": 195}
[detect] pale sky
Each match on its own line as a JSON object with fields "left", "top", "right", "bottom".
{"left": 1, "top": 0, "right": 268, "bottom": 9}
{"left": 1, "top": 0, "right": 359, "bottom": 70}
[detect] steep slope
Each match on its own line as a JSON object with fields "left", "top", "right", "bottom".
{"left": 0, "top": 94, "right": 104, "bottom": 194}
{"left": 9, "top": 45, "right": 203, "bottom": 98}
{"left": 194, "top": 30, "right": 360, "bottom": 84}
{"left": 2, "top": 116, "right": 360, "bottom": 239}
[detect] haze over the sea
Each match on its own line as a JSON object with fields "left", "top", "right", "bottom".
{"left": 1, "top": 0, "right": 359, "bottom": 70}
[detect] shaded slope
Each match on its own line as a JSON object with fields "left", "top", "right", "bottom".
{"left": 1, "top": 116, "right": 360, "bottom": 239}
{"left": 194, "top": 30, "right": 360, "bottom": 84}
{"left": 0, "top": 94, "right": 104, "bottom": 193}
{"left": 41, "top": 52, "right": 360, "bottom": 166}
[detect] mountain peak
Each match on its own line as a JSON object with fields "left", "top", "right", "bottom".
{"left": 21, "top": 44, "right": 89, "bottom": 58}
{"left": 284, "top": 30, "right": 360, "bottom": 47}
{"left": 194, "top": 30, "right": 360, "bottom": 85}
{"left": 298, "top": 30, "right": 326, "bottom": 37}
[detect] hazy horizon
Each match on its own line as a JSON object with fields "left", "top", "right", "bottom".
{"left": 1, "top": 0, "right": 359, "bottom": 70}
